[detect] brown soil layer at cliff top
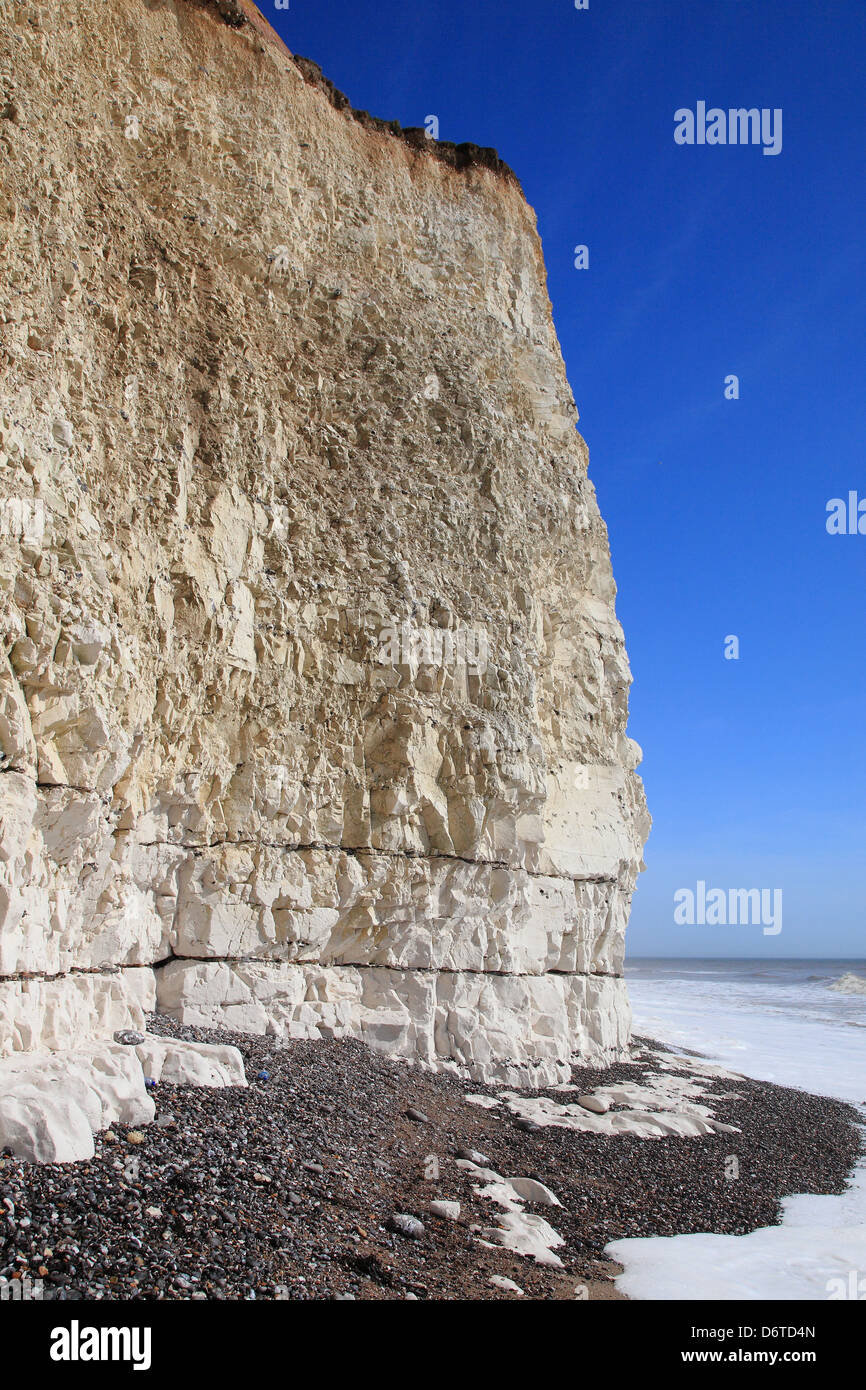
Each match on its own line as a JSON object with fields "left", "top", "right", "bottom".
{"left": 0, "top": 1028, "right": 860, "bottom": 1301}
{"left": 193, "top": 0, "right": 520, "bottom": 184}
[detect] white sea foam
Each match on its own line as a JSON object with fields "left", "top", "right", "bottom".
{"left": 608, "top": 1160, "right": 866, "bottom": 1300}
{"left": 606, "top": 960, "right": 866, "bottom": 1300}
{"left": 625, "top": 961, "right": 866, "bottom": 1104}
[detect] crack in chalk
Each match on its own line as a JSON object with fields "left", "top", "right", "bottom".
{"left": 129, "top": 837, "right": 620, "bottom": 887}
{"left": 0, "top": 964, "right": 154, "bottom": 984}
{"left": 151, "top": 956, "right": 624, "bottom": 981}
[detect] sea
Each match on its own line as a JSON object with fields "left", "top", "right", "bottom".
{"left": 605, "top": 958, "right": 866, "bottom": 1300}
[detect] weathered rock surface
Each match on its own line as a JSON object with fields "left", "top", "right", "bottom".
{"left": 0, "top": 1034, "right": 245, "bottom": 1161}
{"left": 0, "top": 0, "right": 648, "bottom": 1084}
{"left": 0, "top": 969, "right": 154, "bottom": 1058}
{"left": 457, "top": 1157, "right": 565, "bottom": 1266}
{"left": 135, "top": 1035, "right": 247, "bottom": 1088}
{"left": 470, "top": 1054, "right": 746, "bottom": 1138}
{"left": 0, "top": 1044, "right": 155, "bottom": 1162}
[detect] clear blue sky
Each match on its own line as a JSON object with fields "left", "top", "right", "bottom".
{"left": 267, "top": 0, "right": 865, "bottom": 958}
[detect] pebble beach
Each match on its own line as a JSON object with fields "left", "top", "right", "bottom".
{"left": 1, "top": 1021, "right": 860, "bottom": 1302}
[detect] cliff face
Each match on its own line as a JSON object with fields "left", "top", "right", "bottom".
{"left": 0, "top": 0, "right": 649, "bottom": 1084}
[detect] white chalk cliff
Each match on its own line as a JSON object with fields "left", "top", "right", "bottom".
{"left": 0, "top": 0, "right": 649, "bottom": 1091}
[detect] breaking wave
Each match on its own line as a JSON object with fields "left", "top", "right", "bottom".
{"left": 827, "top": 973, "right": 866, "bottom": 996}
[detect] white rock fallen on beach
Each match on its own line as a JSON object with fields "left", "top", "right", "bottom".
{"left": 481, "top": 1210, "right": 566, "bottom": 1268}
{"left": 458, "top": 1158, "right": 565, "bottom": 1266}
{"left": 501, "top": 1090, "right": 731, "bottom": 1139}
{"left": 652, "top": 1050, "right": 742, "bottom": 1081}
{"left": 455, "top": 1147, "right": 491, "bottom": 1166}
{"left": 135, "top": 1037, "right": 247, "bottom": 1088}
{"left": 490, "top": 1275, "right": 525, "bottom": 1295}
{"left": 577, "top": 1094, "right": 610, "bottom": 1114}
{"left": 429, "top": 1200, "right": 461, "bottom": 1220}
{"left": 495, "top": 1052, "right": 743, "bottom": 1139}
{"left": 0, "top": 1035, "right": 246, "bottom": 1162}
{"left": 0, "top": 1044, "right": 154, "bottom": 1163}
{"left": 0, "top": 1086, "right": 96, "bottom": 1164}
{"left": 465, "top": 1094, "right": 501, "bottom": 1110}
{"left": 504, "top": 1177, "right": 561, "bottom": 1207}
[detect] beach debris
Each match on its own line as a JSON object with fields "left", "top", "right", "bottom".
{"left": 490, "top": 1275, "right": 524, "bottom": 1295}
{"left": 489, "top": 1050, "right": 744, "bottom": 1140}
{"left": 429, "top": 1200, "right": 460, "bottom": 1220}
{"left": 455, "top": 1147, "right": 489, "bottom": 1165}
{"left": 514, "top": 1117, "right": 541, "bottom": 1133}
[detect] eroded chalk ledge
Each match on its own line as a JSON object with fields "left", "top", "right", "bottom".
{"left": 155, "top": 958, "right": 632, "bottom": 1087}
